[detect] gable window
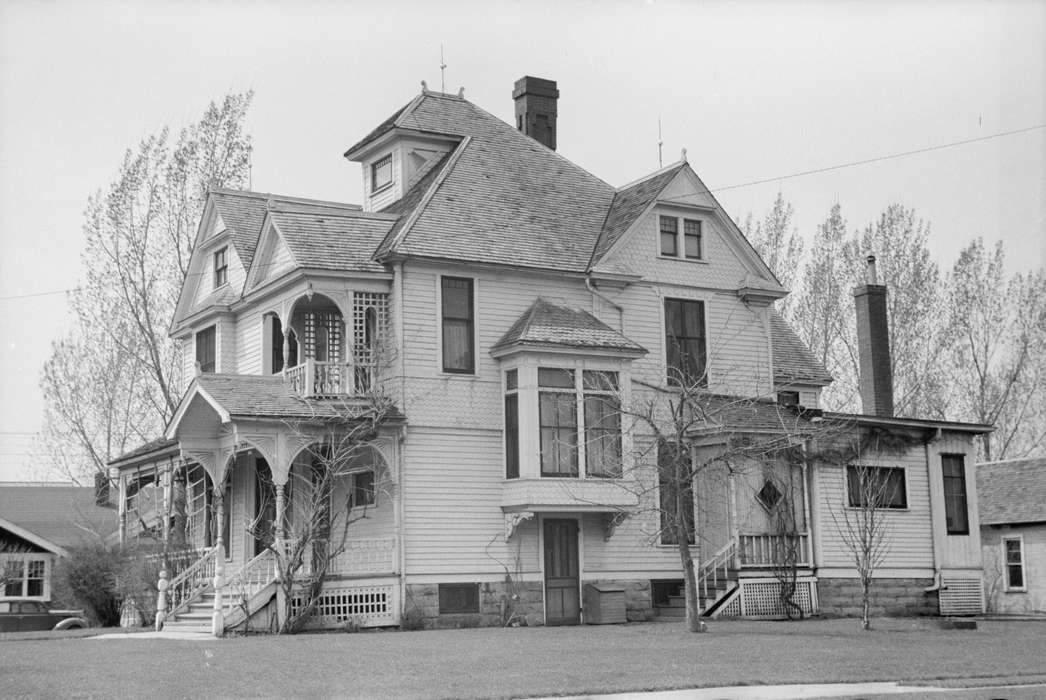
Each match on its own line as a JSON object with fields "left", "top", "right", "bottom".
{"left": 683, "top": 219, "right": 702, "bottom": 259}
{"left": 213, "top": 247, "right": 228, "bottom": 288}
{"left": 371, "top": 154, "right": 393, "bottom": 191}
{"left": 195, "top": 325, "right": 216, "bottom": 373}
{"left": 659, "top": 216, "right": 678, "bottom": 256}
{"left": 941, "top": 454, "right": 969, "bottom": 535}
{"left": 441, "top": 277, "right": 475, "bottom": 373}
{"left": 1003, "top": 536, "right": 1026, "bottom": 591}
{"left": 504, "top": 369, "right": 519, "bottom": 479}
{"left": 658, "top": 441, "right": 695, "bottom": 545}
{"left": 539, "top": 368, "right": 578, "bottom": 476}
{"left": 664, "top": 298, "right": 707, "bottom": 387}
{"left": 846, "top": 465, "right": 907, "bottom": 509}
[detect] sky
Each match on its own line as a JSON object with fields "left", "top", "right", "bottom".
{"left": 0, "top": 0, "right": 1043, "bottom": 481}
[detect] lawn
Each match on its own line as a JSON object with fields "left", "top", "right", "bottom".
{"left": 2, "top": 617, "right": 1045, "bottom": 699}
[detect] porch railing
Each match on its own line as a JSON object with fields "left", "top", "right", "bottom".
{"left": 290, "top": 536, "right": 396, "bottom": 577}
{"left": 158, "top": 545, "right": 219, "bottom": 622}
{"left": 739, "top": 533, "right": 810, "bottom": 568}
{"left": 698, "top": 540, "right": 737, "bottom": 601}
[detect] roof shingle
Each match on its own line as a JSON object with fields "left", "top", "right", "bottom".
{"left": 0, "top": 485, "right": 118, "bottom": 550}
{"left": 770, "top": 312, "right": 833, "bottom": 385}
{"left": 492, "top": 298, "right": 647, "bottom": 355}
{"left": 590, "top": 164, "right": 686, "bottom": 267}
{"left": 976, "top": 457, "right": 1046, "bottom": 526}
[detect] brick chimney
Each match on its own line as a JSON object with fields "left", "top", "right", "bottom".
{"left": 513, "top": 76, "right": 559, "bottom": 151}
{"left": 853, "top": 255, "right": 894, "bottom": 417}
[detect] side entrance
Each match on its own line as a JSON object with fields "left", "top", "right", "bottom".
{"left": 543, "top": 519, "right": 580, "bottom": 625}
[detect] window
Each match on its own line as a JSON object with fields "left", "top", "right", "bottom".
{"left": 658, "top": 442, "right": 695, "bottom": 545}
{"left": 583, "top": 370, "right": 621, "bottom": 478}
{"left": 664, "top": 298, "right": 707, "bottom": 386}
{"left": 438, "top": 583, "right": 479, "bottom": 614}
{"left": 2, "top": 557, "right": 48, "bottom": 598}
{"left": 683, "top": 219, "right": 702, "bottom": 259}
{"left": 213, "top": 247, "right": 228, "bottom": 288}
{"left": 846, "top": 465, "right": 907, "bottom": 509}
{"left": 756, "top": 480, "right": 782, "bottom": 510}
{"left": 371, "top": 154, "right": 393, "bottom": 191}
{"left": 350, "top": 471, "right": 376, "bottom": 508}
{"left": 441, "top": 277, "right": 475, "bottom": 373}
{"left": 777, "top": 391, "right": 800, "bottom": 407}
{"left": 196, "top": 325, "right": 216, "bottom": 373}
{"left": 659, "top": 215, "right": 704, "bottom": 260}
{"left": 659, "top": 216, "right": 678, "bottom": 256}
{"left": 1003, "top": 536, "right": 1026, "bottom": 591}
{"left": 539, "top": 368, "right": 578, "bottom": 476}
{"left": 504, "top": 369, "right": 519, "bottom": 479}
{"left": 941, "top": 455, "right": 969, "bottom": 535}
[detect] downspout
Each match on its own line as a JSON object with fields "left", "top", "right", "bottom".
{"left": 396, "top": 426, "right": 407, "bottom": 621}
{"left": 585, "top": 276, "right": 624, "bottom": 332}
{"left": 924, "top": 427, "right": 944, "bottom": 593}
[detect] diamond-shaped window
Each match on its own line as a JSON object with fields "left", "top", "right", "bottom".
{"left": 756, "top": 480, "right": 782, "bottom": 510}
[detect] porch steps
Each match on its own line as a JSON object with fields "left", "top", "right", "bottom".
{"left": 163, "top": 592, "right": 222, "bottom": 633}
{"left": 654, "top": 572, "right": 739, "bottom": 619}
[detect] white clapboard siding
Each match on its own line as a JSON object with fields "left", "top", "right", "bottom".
{"left": 218, "top": 316, "right": 236, "bottom": 374}
{"left": 236, "top": 306, "right": 264, "bottom": 377}
{"left": 816, "top": 446, "right": 934, "bottom": 571}
{"left": 927, "top": 432, "right": 981, "bottom": 569}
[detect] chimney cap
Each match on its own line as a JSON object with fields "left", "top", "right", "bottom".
{"left": 513, "top": 76, "right": 559, "bottom": 99}
{"left": 865, "top": 255, "right": 879, "bottom": 285}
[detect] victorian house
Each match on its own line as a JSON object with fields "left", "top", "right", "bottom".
{"left": 109, "top": 76, "right": 990, "bottom": 634}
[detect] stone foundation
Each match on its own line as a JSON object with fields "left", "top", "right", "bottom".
{"left": 403, "top": 578, "right": 656, "bottom": 628}
{"left": 817, "top": 578, "right": 939, "bottom": 617}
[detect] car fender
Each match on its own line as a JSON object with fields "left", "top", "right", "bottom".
{"left": 53, "top": 617, "right": 88, "bottom": 631}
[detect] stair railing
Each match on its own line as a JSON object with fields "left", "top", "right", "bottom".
{"left": 220, "top": 549, "right": 280, "bottom": 615}
{"left": 156, "top": 545, "right": 219, "bottom": 628}
{"left": 697, "top": 540, "right": 737, "bottom": 601}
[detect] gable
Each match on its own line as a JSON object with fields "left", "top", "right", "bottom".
{"left": 245, "top": 218, "right": 298, "bottom": 291}
{"left": 591, "top": 166, "right": 781, "bottom": 292}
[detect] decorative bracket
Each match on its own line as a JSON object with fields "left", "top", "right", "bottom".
{"left": 504, "top": 511, "right": 535, "bottom": 541}
{"left": 603, "top": 511, "right": 631, "bottom": 541}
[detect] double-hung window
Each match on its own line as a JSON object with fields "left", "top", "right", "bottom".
{"left": 441, "top": 277, "right": 474, "bottom": 373}
{"left": 196, "top": 325, "right": 216, "bottom": 373}
{"left": 1003, "top": 536, "right": 1026, "bottom": 590}
{"left": 213, "top": 247, "right": 228, "bottom": 288}
{"left": 941, "top": 455, "right": 969, "bottom": 535}
{"left": 583, "top": 370, "right": 622, "bottom": 478}
{"left": 539, "top": 368, "right": 578, "bottom": 476}
{"left": 664, "top": 298, "right": 707, "bottom": 387}
{"left": 504, "top": 369, "right": 520, "bottom": 479}
{"left": 846, "top": 465, "right": 907, "bottom": 509}
{"left": 2, "top": 557, "right": 47, "bottom": 598}
{"left": 659, "top": 215, "right": 703, "bottom": 260}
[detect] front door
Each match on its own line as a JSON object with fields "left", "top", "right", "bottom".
{"left": 543, "top": 519, "right": 580, "bottom": 625}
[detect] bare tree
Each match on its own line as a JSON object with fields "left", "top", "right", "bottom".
{"left": 741, "top": 192, "right": 805, "bottom": 321}
{"left": 944, "top": 240, "right": 1046, "bottom": 459}
{"left": 37, "top": 92, "right": 253, "bottom": 483}
{"left": 760, "top": 455, "right": 807, "bottom": 620}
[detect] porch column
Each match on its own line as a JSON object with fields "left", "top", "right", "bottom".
{"left": 282, "top": 328, "right": 291, "bottom": 371}
{"left": 799, "top": 458, "right": 813, "bottom": 566}
{"left": 274, "top": 479, "right": 287, "bottom": 562}
{"left": 161, "top": 462, "right": 172, "bottom": 545}
{"left": 116, "top": 471, "right": 127, "bottom": 545}
{"left": 211, "top": 486, "right": 226, "bottom": 637}
{"left": 728, "top": 470, "right": 741, "bottom": 569}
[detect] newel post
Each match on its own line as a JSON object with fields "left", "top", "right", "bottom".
{"left": 155, "top": 569, "right": 169, "bottom": 631}
{"left": 211, "top": 490, "right": 226, "bottom": 637}
{"left": 304, "top": 357, "right": 316, "bottom": 397}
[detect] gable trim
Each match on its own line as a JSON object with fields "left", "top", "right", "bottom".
{"left": 0, "top": 517, "right": 68, "bottom": 557}
{"left": 244, "top": 215, "right": 301, "bottom": 292}
{"left": 165, "top": 384, "right": 231, "bottom": 440}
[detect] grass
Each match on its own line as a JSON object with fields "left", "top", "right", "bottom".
{"left": 2, "top": 617, "right": 1045, "bottom": 699}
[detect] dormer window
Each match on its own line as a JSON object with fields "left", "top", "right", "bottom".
{"left": 371, "top": 154, "right": 393, "bottom": 191}
{"left": 659, "top": 215, "right": 703, "bottom": 260}
{"left": 213, "top": 247, "right": 228, "bottom": 288}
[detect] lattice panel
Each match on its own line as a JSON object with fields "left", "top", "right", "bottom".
{"left": 740, "top": 579, "right": 815, "bottom": 617}
{"left": 353, "top": 293, "right": 389, "bottom": 392}
{"left": 940, "top": 577, "right": 983, "bottom": 616}
{"left": 716, "top": 592, "right": 741, "bottom": 617}
{"left": 291, "top": 584, "right": 396, "bottom": 627}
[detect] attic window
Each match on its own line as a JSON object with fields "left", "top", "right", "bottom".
{"left": 659, "top": 215, "right": 704, "bottom": 261}
{"left": 756, "top": 480, "right": 782, "bottom": 510}
{"left": 214, "top": 247, "right": 228, "bottom": 288}
{"left": 372, "top": 154, "right": 393, "bottom": 191}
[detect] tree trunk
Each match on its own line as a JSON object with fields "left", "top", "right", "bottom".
{"left": 861, "top": 578, "right": 871, "bottom": 631}
{"left": 677, "top": 537, "right": 706, "bottom": 633}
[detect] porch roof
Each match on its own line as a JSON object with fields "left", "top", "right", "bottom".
{"left": 687, "top": 394, "right": 818, "bottom": 437}
{"left": 167, "top": 373, "right": 404, "bottom": 438}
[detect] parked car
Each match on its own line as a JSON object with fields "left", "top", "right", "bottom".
{"left": 0, "top": 600, "right": 89, "bottom": 632}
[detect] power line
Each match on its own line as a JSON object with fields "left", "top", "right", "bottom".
{"left": 707, "top": 124, "right": 1046, "bottom": 194}
{"left": 1, "top": 122, "right": 1043, "bottom": 305}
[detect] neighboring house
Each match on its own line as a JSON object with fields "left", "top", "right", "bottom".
{"left": 978, "top": 457, "right": 1046, "bottom": 614}
{"left": 109, "top": 76, "right": 991, "bottom": 634}
{"left": 0, "top": 483, "right": 118, "bottom": 602}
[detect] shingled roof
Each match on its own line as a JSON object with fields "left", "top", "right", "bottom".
{"left": 492, "top": 298, "right": 647, "bottom": 355}
{"left": 590, "top": 163, "right": 686, "bottom": 267}
{"left": 0, "top": 485, "right": 118, "bottom": 552}
{"left": 361, "top": 92, "right": 616, "bottom": 271}
{"left": 267, "top": 204, "right": 394, "bottom": 274}
{"left": 770, "top": 312, "right": 833, "bottom": 386}
{"left": 977, "top": 457, "right": 1046, "bottom": 526}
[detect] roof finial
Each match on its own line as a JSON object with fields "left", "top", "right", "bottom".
{"left": 440, "top": 44, "right": 447, "bottom": 93}
{"left": 457, "top": 86, "right": 465, "bottom": 98}
{"left": 421, "top": 80, "right": 429, "bottom": 94}
{"left": 658, "top": 116, "right": 663, "bottom": 169}
{"left": 680, "top": 147, "right": 687, "bottom": 163}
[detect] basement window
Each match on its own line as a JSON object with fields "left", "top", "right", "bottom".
{"left": 438, "top": 583, "right": 479, "bottom": 614}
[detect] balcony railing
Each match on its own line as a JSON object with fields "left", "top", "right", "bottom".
{"left": 739, "top": 533, "right": 810, "bottom": 568}
{"left": 284, "top": 357, "right": 376, "bottom": 398}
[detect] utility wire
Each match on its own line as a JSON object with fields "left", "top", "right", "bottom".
{"left": 2, "top": 123, "right": 1043, "bottom": 304}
